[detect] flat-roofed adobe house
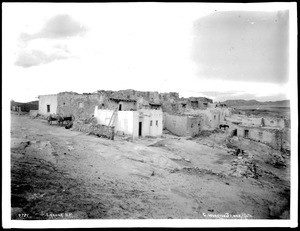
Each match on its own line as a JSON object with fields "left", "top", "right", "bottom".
{"left": 94, "top": 107, "right": 163, "bottom": 138}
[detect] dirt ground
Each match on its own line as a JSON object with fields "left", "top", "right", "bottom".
{"left": 10, "top": 112, "right": 290, "bottom": 220}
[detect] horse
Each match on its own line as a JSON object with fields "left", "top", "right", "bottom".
{"left": 58, "top": 115, "right": 75, "bottom": 126}
{"left": 48, "top": 114, "right": 61, "bottom": 125}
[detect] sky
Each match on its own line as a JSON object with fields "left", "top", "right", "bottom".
{"left": 2, "top": 3, "right": 296, "bottom": 103}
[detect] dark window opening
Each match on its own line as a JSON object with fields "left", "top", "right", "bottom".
{"left": 214, "top": 115, "right": 216, "bottom": 119}
{"left": 150, "top": 120, "right": 153, "bottom": 126}
{"left": 191, "top": 101, "right": 198, "bottom": 108}
{"left": 47, "top": 105, "right": 50, "bottom": 113}
{"left": 139, "top": 122, "right": 142, "bottom": 137}
{"left": 244, "top": 129, "right": 249, "bottom": 138}
{"left": 182, "top": 103, "right": 186, "bottom": 108}
{"left": 232, "top": 129, "right": 237, "bottom": 136}
{"left": 119, "top": 104, "right": 122, "bottom": 111}
{"left": 156, "top": 120, "right": 158, "bottom": 126}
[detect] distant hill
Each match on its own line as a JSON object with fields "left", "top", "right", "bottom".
{"left": 221, "top": 99, "right": 290, "bottom": 107}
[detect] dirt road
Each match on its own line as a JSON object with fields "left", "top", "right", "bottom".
{"left": 10, "top": 113, "right": 290, "bottom": 219}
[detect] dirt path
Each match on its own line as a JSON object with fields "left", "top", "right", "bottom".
{"left": 11, "top": 113, "right": 290, "bottom": 219}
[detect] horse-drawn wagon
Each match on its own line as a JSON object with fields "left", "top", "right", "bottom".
{"left": 47, "top": 114, "right": 75, "bottom": 127}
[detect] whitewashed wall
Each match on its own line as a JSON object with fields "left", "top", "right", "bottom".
{"left": 38, "top": 95, "right": 58, "bottom": 115}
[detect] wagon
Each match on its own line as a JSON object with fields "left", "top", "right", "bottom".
{"left": 47, "top": 114, "right": 75, "bottom": 126}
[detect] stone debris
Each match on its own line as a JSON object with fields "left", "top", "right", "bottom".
{"left": 229, "top": 155, "right": 259, "bottom": 179}
{"left": 181, "top": 167, "right": 226, "bottom": 178}
{"left": 266, "top": 153, "right": 286, "bottom": 168}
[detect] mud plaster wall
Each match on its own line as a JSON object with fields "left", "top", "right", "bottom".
{"left": 164, "top": 113, "right": 188, "bottom": 136}
{"left": 263, "top": 117, "right": 285, "bottom": 129}
{"left": 191, "top": 109, "right": 221, "bottom": 129}
{"left": 138, "top": 109, "right": 163, "bottom": 137}
{"left": 164, "top": 113, "right": 201, "bottom": 136}
{"left": 94, "top": 109, "right": 162, "bottom": 138}
{"left": 38, "top": 95, "right": 58, "bottom": 115}
{"left": 237, "top": 126, "right": 283, "bottom": 150}
{"left": 228, "top": 115, "right": 263, "bottom": 127}
{"left": 186, "top": 117, "right": 202, "bottom": 137}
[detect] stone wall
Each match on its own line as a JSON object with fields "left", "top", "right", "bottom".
{"left": 29, "top": 110, "right": 39, "bottom": 118}
{"left": 72, "top": 119, "right": 114, "bottom": 140}
{"left": 11, "top": 101, "right": 39, "bottom": 112}
{"left": 57, "top": 92, "right": 104, "bottom": 120}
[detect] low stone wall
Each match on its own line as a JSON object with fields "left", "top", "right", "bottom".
{"left": 29, "top": 110, "right": 39, "bottom": 118}
{"left": 72, "top": 120, "right": 114, "bottom": 140}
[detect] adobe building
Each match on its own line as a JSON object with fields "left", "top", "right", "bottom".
{"left": 163, "top": 113, "right": 203, "bottom": 137}
{"left": 94, "top": 108, "right": 163, "bottom": 138}
{"left": 234, "top": 125, "right": 284, "bottom": 150}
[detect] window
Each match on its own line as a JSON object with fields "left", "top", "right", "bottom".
{"left": 78, "top": 102, "right": 83, "bottom": 108}
{"left": 214, "top": 115, "right": 216, "bottom": 119}
{"left": 258, "top": 131, "right": 263, "bottom": 139}
{"left": 119, "top": 104, "right": 122, "bottom": 111}
{"left": 191, "top": 101, "right": 198, "bottom": 108}
{"left": 150, "top": 120, "right": 153, "bottom": 126}
{"left": 244, "top": 129, "right": 249, "bottom": 138}
{"left": 47, "top": 105, "right": 50, "bottom": 113}
{"left": 156, "top": 120, "right": 158, "bottom": 126}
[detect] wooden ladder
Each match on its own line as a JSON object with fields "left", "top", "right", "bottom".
{"left": 108, "top": 108, "right": 118, "bottom": 127}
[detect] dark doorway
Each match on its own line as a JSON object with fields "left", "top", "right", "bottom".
{"left": 138, "top": 122, "right": 142, "bottom": 137}
{"left": 119, "top": 104, "right": 122, "bottom": 111}
{"left": 232, "top": 129, "right": 237, "bottom": 136}
{"left": 47, "top": 105, "right": 50, "bottom": 113}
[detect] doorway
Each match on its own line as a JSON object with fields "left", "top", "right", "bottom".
{"left": 232, "top": 129, "right": 237, "bottom": 136}
{"left": 138, "top": 122, "right": 142, "bottom": 137}
{"left": 244, "top": 129, "right": 249, "bottom": 138}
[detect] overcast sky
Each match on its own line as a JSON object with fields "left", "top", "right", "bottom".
{"left": 2, "top": 3, "right": 296, "bottom": 102}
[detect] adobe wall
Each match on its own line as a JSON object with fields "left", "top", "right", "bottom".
{"left": 185, "top": 109, "right": 221, "bottom": 129}
{"left": 164, "top": 113, "right": 188, "bottom": 136}
{"left": 237, "top": 126, "right": 283, "bottom": 150}
{"left": 138, "top": 109, "right": 163, "bottom": 137}
{"left": 263, "top": 117, "right": 285, "bottom": 129}
{"left": 186, "top": 116, "right": 202, "bottom": 137}
{"left": 164, "top": 113, "right": 201, "bottom": 136}
{"left": 38, "top": 94, "right": 58, "bottom": 116}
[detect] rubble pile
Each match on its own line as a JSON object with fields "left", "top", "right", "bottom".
{"left": 180, "top": 167, "right": 227, "bottom": 178}
{"left": 72, "top": 119, "right": 114, "bottom": 140}
{"left": 265, "top": 153, "right": 286, "bottom": 168}
{"left": 229, "top": 153, "right": 259, "bottom": 179}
